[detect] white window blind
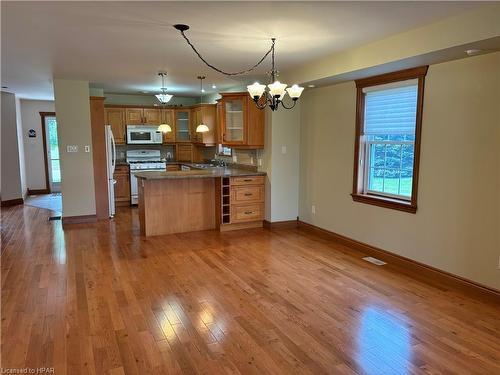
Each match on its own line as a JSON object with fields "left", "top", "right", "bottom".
{"left": 363, "top": 80, "right": 418, "bottom": 135}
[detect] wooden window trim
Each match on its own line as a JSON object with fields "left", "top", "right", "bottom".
{"left": 351, "top": 66, "right": 428, "bottom": 214}
{"left": 39, "top": 111, "right": 56, "bottom": 193}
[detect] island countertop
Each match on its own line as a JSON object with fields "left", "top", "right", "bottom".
{"left": 134, "top": 168, "right": 266, "bottom": 180}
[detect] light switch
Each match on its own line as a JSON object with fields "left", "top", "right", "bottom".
{"left": 67, "top": 145, "right": 78, "bottom": 153}
{"left": 84, "top": 145, "right": 91, "bottom": 153}
{"left": 281, "top": 145, "right": 287, "bottom": 154}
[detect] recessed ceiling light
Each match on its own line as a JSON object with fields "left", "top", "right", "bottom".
{"left": 201, "top": 89, "right": 205, "bottom": 93}
{"left": 465, "top": 49, "right": 482, "bottom": 56}
{"left": 308, "top": 84, "right": 315, "bottom": 88}
{"left": 212, "top": 85, "right": 217, "bottom": 89}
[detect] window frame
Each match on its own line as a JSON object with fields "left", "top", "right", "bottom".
{"left": 351, "top": 66, "right": 428, "bottom": 214}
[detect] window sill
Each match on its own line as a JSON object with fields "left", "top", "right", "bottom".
{"left": 351, "top": 193, "right": 417, "bottom": 214}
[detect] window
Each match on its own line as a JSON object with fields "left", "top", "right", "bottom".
{"left": 218, "top": 144, "right": 232, "bottom": 156}
{"left": 352, "top": 66, "right": 428, "bottom": 213}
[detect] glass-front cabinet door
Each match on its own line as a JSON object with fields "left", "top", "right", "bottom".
{"left": 222, "top": 96, "right": 246, "bottom": 144}
{"left": 175, "top": 110, "right": 191, "bottom": 142}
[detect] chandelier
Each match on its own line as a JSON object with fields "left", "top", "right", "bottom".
{"left": 155, "top": 72, "right": 173, "bottom": 104}
{"left": 174, "top": 25, "right": 304, "bottom": 111}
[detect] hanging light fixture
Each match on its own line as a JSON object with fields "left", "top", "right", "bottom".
{"left": 196, "top": 76, "right": 209, "bottom": 133}
{"left": 155, "top": 72, "right": 173, "bottom": 104}
{"left": 156, "top": 72, "right": 172, "bottom": 134}
{"left": 247, "top": 39, "right": 304, "bottom": 111}
{"left": 173, "top": 25, "right": 303, "bottom": 112}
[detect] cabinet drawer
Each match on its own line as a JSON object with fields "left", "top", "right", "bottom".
{"left": 231, "top": 185, "right": 264, "bottom": 203}
{"left": 230, "top": 176, "right": 265, "bottom": 186}
{"left": 231, "top": 203, "right": 264, "bottom": 223}
{"left": 166, "top": 164, "right": 180, "bottom": 171}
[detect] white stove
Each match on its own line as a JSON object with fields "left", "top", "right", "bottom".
{"left": 127, "top": 150, "right": 166, "bottom": 204}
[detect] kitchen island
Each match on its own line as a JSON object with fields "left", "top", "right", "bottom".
{"left": 134, "top": 167, "right": 266, "bottom": 236}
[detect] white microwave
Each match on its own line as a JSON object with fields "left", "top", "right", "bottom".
{"left": 126, "top": 125, "right": 163, "bottom": 144}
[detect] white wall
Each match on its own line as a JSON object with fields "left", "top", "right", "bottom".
{"left": 1, "top": 91, "right": 24, "bottom": 201}
{"left": 20, "top": 100, "right": 55, "bottom": 190}
{"left": 15, "top": 97, "right": 26, "bottom": 197}
{"left": 54, "top": 79, "right": 96, "bottom": 217}
{"left": 298, "top": 52, "right": 500, "bottom": 289}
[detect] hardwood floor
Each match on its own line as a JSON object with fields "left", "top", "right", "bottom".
{"left": 1, "top": 205, "right": 499, "bottom": 375}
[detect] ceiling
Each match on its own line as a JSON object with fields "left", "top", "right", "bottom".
{"left": 1, "top": 1, "right": 487, "bottom": 100}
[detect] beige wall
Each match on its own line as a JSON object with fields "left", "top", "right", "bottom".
{"left": 20, "top": 100, "right": 55, "bottom": 190}
{"left": 54, "top": 79, "right": 96, "bottom": 217}
{"left": 299, "top": 52, "right": 500, "bottom": 289}
{"left": 1, "top": 91, "right": 25, "bottom": 201}
{"left": 264, "top": 104, "right": 301, "bottom": 222}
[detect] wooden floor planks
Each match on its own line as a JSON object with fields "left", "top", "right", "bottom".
{"left": 1, "top": 204, "right": 499, "bottom": 374}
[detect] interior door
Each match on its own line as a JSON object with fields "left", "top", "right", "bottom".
{"left": 44, "top": 116, "right": 61, "bottom": 192}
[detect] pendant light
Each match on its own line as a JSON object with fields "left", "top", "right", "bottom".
{"left": 155, "top": 72, "right": 173, "bottom": 104}
{"left": 196, "top": 75, "right": 209, "bottom": 133}
{"left": 156, "top": 72, "right": 172, "bottom": 134}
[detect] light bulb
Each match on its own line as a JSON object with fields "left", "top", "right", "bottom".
{"left": 268, "top": 81, "right": 287, "bottom": 98}
{"left": 247, "top": 82, "right": 266, "bottom": 99}
{"left": 286, "top": 84, "right": 304, "bottom": 99}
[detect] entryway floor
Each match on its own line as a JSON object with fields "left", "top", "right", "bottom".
{"left": 24, "top": 192, "right": 62, "bottom": 215}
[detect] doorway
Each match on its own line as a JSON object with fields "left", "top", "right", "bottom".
{"left": 40, "top": 112, "right": 61, "bottom": 193}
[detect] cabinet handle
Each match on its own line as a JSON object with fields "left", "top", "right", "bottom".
{"left": 244, "top": 211, "right": 253, "bottom": 215}
{"left": 243, "top": 179, "right": 252, "bottom": 182}
{"left": 244, "top": 193, "right": 252, "bottom": 196}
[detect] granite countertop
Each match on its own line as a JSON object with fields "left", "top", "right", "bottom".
{"left": 134, "top": 167, "right": 266, "bottom": 180}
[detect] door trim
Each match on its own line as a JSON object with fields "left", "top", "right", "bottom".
{"left": 39, "top": 112, "right": 56, "bottom": 193}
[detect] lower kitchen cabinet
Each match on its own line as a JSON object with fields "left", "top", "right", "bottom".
{"left": 176, "top": 144, "right": 193, "bottom": 162}
{"left": 219, "top": 175, "right": 265, "bottom": 230}
{"left": 114, "top": 165, "right": 130, "bottom": 205}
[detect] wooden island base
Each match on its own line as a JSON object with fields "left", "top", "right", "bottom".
{"left": 138, "top": 177, "right": 216, "bottom": 236}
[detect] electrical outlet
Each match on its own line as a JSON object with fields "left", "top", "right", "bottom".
{"left": 84, "top": 145, "right": 91, "bottom": 153}
{"left": 232, "top": 155, "right": 237, "bottom": 163}
{"left": 67, "top": 145, "right": 78, "bottom": 153}
{"left": 311, "top": 205, "right": 316, "bottom": 214}
{"left": 281, "top": 145, "right": 287, "bottom": 154}
{"left": 250, "top": 157, "right": 254, "bottom": 164}
{"left": 498, "top": 255, "right": 500, "bottom": 270}
{"left": 258, "top": 158, "right": 262, "bottom": 167}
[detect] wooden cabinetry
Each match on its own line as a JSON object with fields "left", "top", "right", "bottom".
{"left": 190, "top": 104, "right": 216, "bottom": 146}
{"left": 125, "top": 108, "right": 144, "bottom": 124}
{"left": 125, "top": 108, "right": 161, "bottom": 125}
{"left": 113, "top": 165, "right": 130, "bottom": 205}
{"left": 219, "top": 93, "right": 264, "bottom": 148}
{"left": 143, "top": 108, "right": 162, "bottom": 125}
{"left": 177, "top": 144, "right": 193, "bottom": 162}
{"left": 175, "top": 109, "right": 191, "bottom": 142}
{"left": 161, "top": 109, "right": 175, "bottom": 143}
{"left": 219, "top": 175, "right": 265, "bottom": 230}
{"left": 104, "top": 108, "right": 126, "bottom": 144}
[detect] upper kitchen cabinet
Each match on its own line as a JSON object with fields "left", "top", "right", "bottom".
{"left": 143, "top": 108, "right": 162, "bottom": 125}
{"left": 175, "top": 109, "right": 191, "bottom": 142}
{"left": 161, "top": 109, "right": 175, "bottom": 143}
{"left": 104, "top": 108, "right": 126, "bottom": 144}
{"left": 125, "top": 108, "right": 144, "bottom": 124}
{"left": 191, "top": 104, "right": 216, "bottom": 146}
{"left": 125, "top": 108, "right": 162, "bottom": 125}
{"left": 219, "top": 92, "right": 264, "bottom": 148}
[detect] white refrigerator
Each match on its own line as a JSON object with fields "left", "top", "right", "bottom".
{"left": 105, "top": 125, "right": 116, "bottom": 217}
